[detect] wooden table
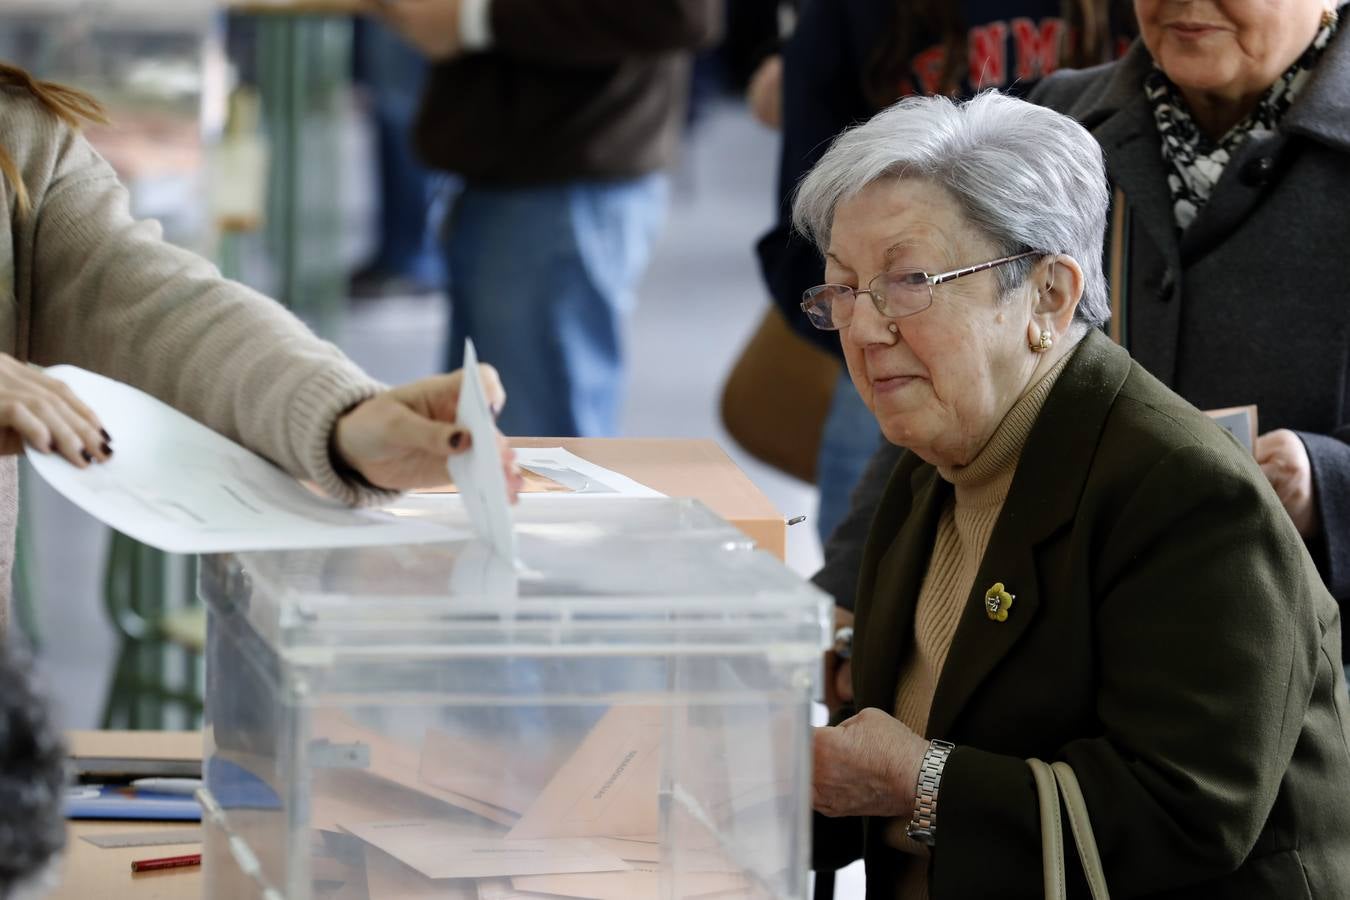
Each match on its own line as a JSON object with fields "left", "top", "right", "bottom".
{"left": 55, "top": 732, "right": 204, "bottom": 900}
{"left": 508, "top": 438, "right": 788, "bottom": 560}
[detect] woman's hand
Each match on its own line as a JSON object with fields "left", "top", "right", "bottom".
{"left": 332, "top": 366, "right": 524, "bottom": 499}
{"left": 0, "top": 354, "right": 111, "bottom": 467}
{"left": 1256, "top": 429, "right": 1319, "bottom": 537}
{"left": 813, "top": 708, "right": 929, "bottom": 819}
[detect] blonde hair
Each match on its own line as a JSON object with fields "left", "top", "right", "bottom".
{"left": 0, "top": 62, "right": 107, "bottom": 216}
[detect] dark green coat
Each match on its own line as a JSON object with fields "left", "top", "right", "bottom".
{"left": 819, "top": 331, "right": 1350, "bottom": 898}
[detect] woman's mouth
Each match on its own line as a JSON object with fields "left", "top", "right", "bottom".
{"left": 1166, "top": 21, "right": 1224, "bottom": 40}
{"left": 873, "top": 375, "right": 920, "bottom": 394}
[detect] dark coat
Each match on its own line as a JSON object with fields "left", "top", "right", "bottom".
{"left": 816, "top": 26, "right": 1350, "bottom": 637}
{"left": 414, "top": 0, "right": 720, "bottom": 184}
{"left": 818, "top": 331, "right": 1350, "bottom": 898}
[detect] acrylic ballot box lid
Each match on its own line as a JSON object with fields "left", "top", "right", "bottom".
{"left": 201, "top": 497, "right": 832, "bottom": 666}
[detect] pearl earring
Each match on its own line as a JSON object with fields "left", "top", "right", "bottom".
{"left": 888, "top": 323, "right": 899, "bottom": 335}
{"left": 1030, "top": 330, "right": 1053, "bottom": 353}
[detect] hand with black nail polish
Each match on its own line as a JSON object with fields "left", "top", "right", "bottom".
{"left": 330, "top": 364, "right": 522, "bottom": 500}
{"left": 0, "top": 353, "right": 112, "bottom": 467}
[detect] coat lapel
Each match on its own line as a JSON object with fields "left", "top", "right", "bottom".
{"left": 925, "top": 332, "right": 1132, "bottom": 739}
{"left": 853, "top": 462, "right": 948, "bottom": 715}
{"left": 1177, "top": 131, "right": 1290, "bottom": 264}
{"left": 1183, "top": 26, "right": 1350, "bottom": 262}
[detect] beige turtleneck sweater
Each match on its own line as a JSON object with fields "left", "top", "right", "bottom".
{"left": 888, "top": 350, "right": 1073, "bottom": 899}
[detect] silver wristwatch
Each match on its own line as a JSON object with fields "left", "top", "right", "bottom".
{"left": 905, "top": 739, "right": 955, "bottom": 846}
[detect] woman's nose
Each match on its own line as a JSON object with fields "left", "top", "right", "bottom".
{"left": 844, "top": 290, "right": 896, "bottom": 347}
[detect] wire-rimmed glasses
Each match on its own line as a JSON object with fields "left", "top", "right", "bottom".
{"left": 800, "top": 250, "right": 1045, "bottom": 331}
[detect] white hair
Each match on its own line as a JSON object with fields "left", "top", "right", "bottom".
{"left": 792, "top": 91, "right": 1111, "bottom": 328}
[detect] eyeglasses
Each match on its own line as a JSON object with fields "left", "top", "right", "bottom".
{"left": 800, "top": 250, "right": 1044, "bottom": 331}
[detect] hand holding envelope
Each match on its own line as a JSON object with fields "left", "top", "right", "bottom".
{"left": 334, "top": 350, "right": 524, "bottom": 499}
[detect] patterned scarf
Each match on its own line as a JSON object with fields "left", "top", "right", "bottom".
{"left": 1145, "top": 12, "right": 1339, "bottom": 230}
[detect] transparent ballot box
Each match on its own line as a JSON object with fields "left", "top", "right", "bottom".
{"left": 200, "top": 498, "right": 831, "bottom": 900}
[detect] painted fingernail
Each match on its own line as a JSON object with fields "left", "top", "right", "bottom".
{"left": 49, "top": 440, "right": 58, "bottom": 453}
{"left": 80, "top": 449, "right": 94, "bottom": 464}
{"left": 101, "top": 443, "right": 113, "bottom": 457}
{"left": 449, "top": 431, "right": 465, "bottom": 450}
{"left": 100, "top": 429, "right": 112, "bottom": 443}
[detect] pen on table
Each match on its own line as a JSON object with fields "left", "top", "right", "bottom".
{"left": 129, "top": 777, "right": 203, "bottom": 796}
{"left": 131, "top": 853, "right": 201, "bottom": 873}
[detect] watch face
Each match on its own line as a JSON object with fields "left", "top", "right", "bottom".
{"left": 832, "top": 626, "right": 854, "bottom": 659}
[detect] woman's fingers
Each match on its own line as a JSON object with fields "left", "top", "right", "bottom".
{"left": 478, "top": 363, "right": 506, "bottom": 417}
{"left": 48, "top": 376, "right": 109, "bottom": 442}
{"left": 0, "top": 389, "right": 109, "bottom": 466}
{"left": 0, "top": 401, "right": 54, "bottom": 459}
{"left": 389, "top": 402, "right": 471, "bottom": 459}
{"left": 499, "top": 438, "right": 524, "bottom": 502}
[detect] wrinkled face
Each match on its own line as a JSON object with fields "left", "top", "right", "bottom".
{"left": 828, "top": 179, "right": 1040, "bottom": 468}
{"left": 1134, "top": 0, "right": 1326, "bottom": 106}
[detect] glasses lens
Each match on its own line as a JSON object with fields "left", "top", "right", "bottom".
{"left": 801, "top": 285, "right": 854, "bottom": 330}
{"left": 874, "top": 269, "right": 932, "bottom": 317}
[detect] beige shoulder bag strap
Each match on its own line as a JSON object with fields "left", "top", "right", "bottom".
{"left": 1028, "top": 758, "right": 1111, "bottom": 900}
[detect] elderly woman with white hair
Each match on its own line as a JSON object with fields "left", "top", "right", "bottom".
{"left": 803, "top": 91, "right": 1350, "bottom": 898}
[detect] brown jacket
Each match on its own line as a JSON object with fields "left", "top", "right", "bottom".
{"left": 0, "top": 87, "right": 391, "bottom": 631}
{"left": 818, "top": 331, "right": 1350, "bottom": 898}
{"left": 415, "top": 0, "right": 722, "bottom": 184}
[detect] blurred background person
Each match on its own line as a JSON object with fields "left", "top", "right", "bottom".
{"left": 757, "top": 0, "right": 1136, "bottom": 557}
{"left": 369, "top": 0, "right": 723, "bottom": 438}
{"left": 722, "top": 0, "right": 799, "bottom": 129}
{"left": 821, "top": 0, "right": 1350, "bottom": 683}
{"left": 0, "top": 647, "right": 64, "bottom": 900}
{"left": 349, "top": 19, "right": 447, "bottom": 300}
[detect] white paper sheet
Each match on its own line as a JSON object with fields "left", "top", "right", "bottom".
{"left": 24, "top": 366, "right": 471, "bottom": 554}
{"left": 514, "top": 449, "right": 663, "bottom": 499}
{"left": 447, "top": 340, "right": 519, "bottom": 564}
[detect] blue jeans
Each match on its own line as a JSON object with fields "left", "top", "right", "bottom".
{"left": 442, "top": 175, "right": 669, "bottom": 437}
{"left": 815, "top": 371, "right": 883, "bottom": 545}
{"left": 354, "top": 21, "right": 445, "bottom": 284}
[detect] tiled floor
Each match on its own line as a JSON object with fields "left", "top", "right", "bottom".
{"left": 14, "top": 97, "right": 864, "bottom": 896}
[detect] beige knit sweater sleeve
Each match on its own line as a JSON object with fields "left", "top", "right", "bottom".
{"left": 4, "top": 89, "right": 393, "bottom": 508}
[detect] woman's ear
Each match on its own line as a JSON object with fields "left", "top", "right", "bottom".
{"left": 1033, "top": 254, "right": 1084, "bottom": 335}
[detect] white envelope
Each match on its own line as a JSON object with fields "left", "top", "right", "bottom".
{"left": 510, "top": 867, "right": 750, "bottom": 900}
{"left": 507, "top": 706, "right": 665, "bottom": 841}
{"left": 447, "top": 339, "right": 518, "bottom": 565}
{"left": 342, "top": 819, "right": 629, "bottom": 881}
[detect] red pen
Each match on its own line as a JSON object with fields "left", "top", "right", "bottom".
{"left": 130, "top": 853, "right": 201, "bottom": 873}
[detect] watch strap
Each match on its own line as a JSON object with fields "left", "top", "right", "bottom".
{"left": 906, "top": 739, "right": 955, "bottom": 846}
